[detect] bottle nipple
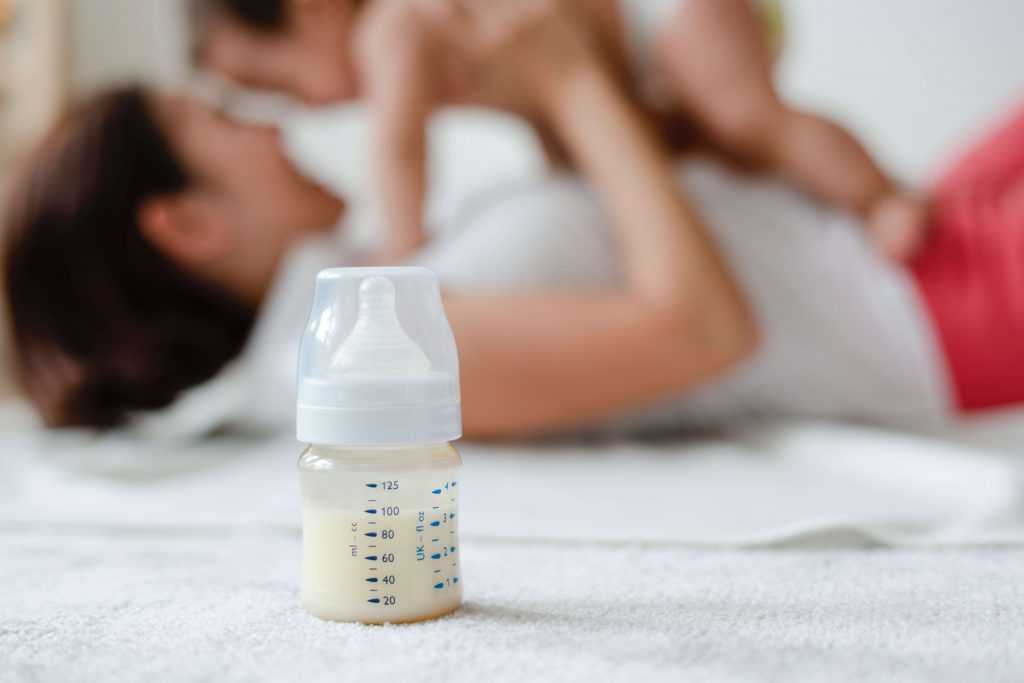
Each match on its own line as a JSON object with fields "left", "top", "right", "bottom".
{"left": 330, "top": 276, "right": 432, "bottom": 374}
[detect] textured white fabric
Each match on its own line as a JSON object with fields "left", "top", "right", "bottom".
{"left": 2, "top": 530, "right": 1021, "bottom": 683}
{"left": 4, "top": 412, "right": 1024, "bottom": 681}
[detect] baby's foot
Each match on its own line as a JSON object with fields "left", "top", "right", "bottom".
{"left": 864, "top": 191, "right": 931, "bottom": 262}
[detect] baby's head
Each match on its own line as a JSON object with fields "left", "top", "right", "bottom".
{"left": 1, "top": 87, "right": 344, "bottom": 427}
{"left": 192, "top": 0, "right": 362, "bottom": 105}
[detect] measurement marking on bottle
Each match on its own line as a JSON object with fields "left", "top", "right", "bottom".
{"left": 365, "top": 555, "right": 378, "bottom": 561}
{"left": 365, "top": 532, "right": 377, "bottom": 537}
{"left": 369, "top": 588, "right": 378, "bottom": 592}
{"left": 432, "top": 505, "right": 439, "bottom": 510}
{"left": 368, "top": 521, "right": 376, "bottom": 525}
{"left": 434, "top": 569, "right": 441, "bottom": 573}
{"left": 364, "top": 509, "right": 377, "bottom": 514}
{"left": 432, "top": 538, "right": 439, "bottom": 542}
{"left": 366, "top": 578, "right": 378, "bottom": 582}
{"left": 367, "top": 499, "right": 376, "bottom": 502}
{"left": 429, "top": 521, "right": 440, "bottom": 527}
{"left": 368, "top": 598, "right": 380, "bottom": 604}
{"left": 368, "top": 545, "right": 377, "bottom": 548}
{"left": 453, "top": 577, "right": 459, "bottom": 583}
{"left": 431, "top": 553, "right": 441, "bottom": 559}
{"left": 368, "top": 568, "right": 377, "bottom": 571}
{"left": 366, "top": 483, "right": 378, "bottom": 488}
{"left": 434, "top": 583, "right": 444, "bottom": 589}
{"left": 432, "top": 489, "right": 442, "bottom": 494}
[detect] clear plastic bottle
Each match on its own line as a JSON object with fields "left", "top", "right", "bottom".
{"left": 296, "top": 268, "right": 463, "bottom": 624}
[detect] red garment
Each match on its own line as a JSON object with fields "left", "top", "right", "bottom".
{"left": 912, "top": 104, "right": 1024, "bottom": 411}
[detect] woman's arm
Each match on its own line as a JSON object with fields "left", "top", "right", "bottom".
{"left": 424, "top": 0, "right": 757, "bottom": 438}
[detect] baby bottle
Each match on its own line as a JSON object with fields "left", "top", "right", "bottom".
{"left": 296, "top": 267, "right": 463, "bottom": 624}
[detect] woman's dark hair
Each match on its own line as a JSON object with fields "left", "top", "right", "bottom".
{"left": 1, "top": 87, "right": 256, "bottom": 428}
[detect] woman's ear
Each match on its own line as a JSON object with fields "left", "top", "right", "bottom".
{"left": 138, "top": 194, "right": 235, "bottom": 269}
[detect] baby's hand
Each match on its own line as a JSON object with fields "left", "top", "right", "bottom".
{"left": 864, "top": 191, "right": 932, "bottom": 262}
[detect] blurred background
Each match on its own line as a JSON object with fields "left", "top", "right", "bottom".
{"left": 2, "top": 0, "right": 1024, "bottom": 400}
{"left": 4, "top": 1, "right": 1024, "bottom": 173}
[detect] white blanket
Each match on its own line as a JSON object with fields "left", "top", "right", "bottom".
{"left": 3, "top": 415, "right": 1024, "bottom": 546}
{"left": 3, "top": 413, "right": 1024, "bottom": 681}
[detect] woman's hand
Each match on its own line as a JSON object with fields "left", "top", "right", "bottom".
{"left": 411, "top": 0, "right": 597, "bottom": 107}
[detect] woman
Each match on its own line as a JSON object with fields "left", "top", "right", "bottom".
{"left": 2, "top": 0, "right": 1020, "bottom": 437}
{"left": 3, "top": 1, "right": 754, "bottom": 436}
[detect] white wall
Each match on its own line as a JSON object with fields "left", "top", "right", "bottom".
{"left": 67, "top": 0, "right": 189, "bottom": 95}
{"left": 777, "top": 0, "right": 1024, "bottom": 181}
{"left": 0, "top": 0, "right": 69, "bottom": 163}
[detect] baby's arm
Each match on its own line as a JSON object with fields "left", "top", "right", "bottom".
{"left": 356, "top": 6, "right": 437, "bottom": 261}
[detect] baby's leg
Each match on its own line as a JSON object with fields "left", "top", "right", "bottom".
{"left": 653, "top": 0, "right": 926, "bottom": 258}
{"left": 655, "top": 0, "right": 929, "bottom": 260}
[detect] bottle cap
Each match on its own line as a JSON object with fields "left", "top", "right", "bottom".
{"left": 296, "top": 267, "right": 461, "bottom": 446}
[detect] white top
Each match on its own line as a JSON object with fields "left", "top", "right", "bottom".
{"left": 414, "top": 162, "right": 951, "bottom": 434}
{"left": 139, "top": 161, "right": 950, "bottom": 438}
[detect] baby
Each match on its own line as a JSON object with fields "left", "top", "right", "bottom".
{"left": 193, "top": 0, "right": 927, "bottom": 261}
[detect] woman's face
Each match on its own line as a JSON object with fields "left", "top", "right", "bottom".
{"left": 158, "top": 95, "right": 345, "bottom": 244}
{"left": 148, "top": 95, "right": 345, "bottom": 304}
